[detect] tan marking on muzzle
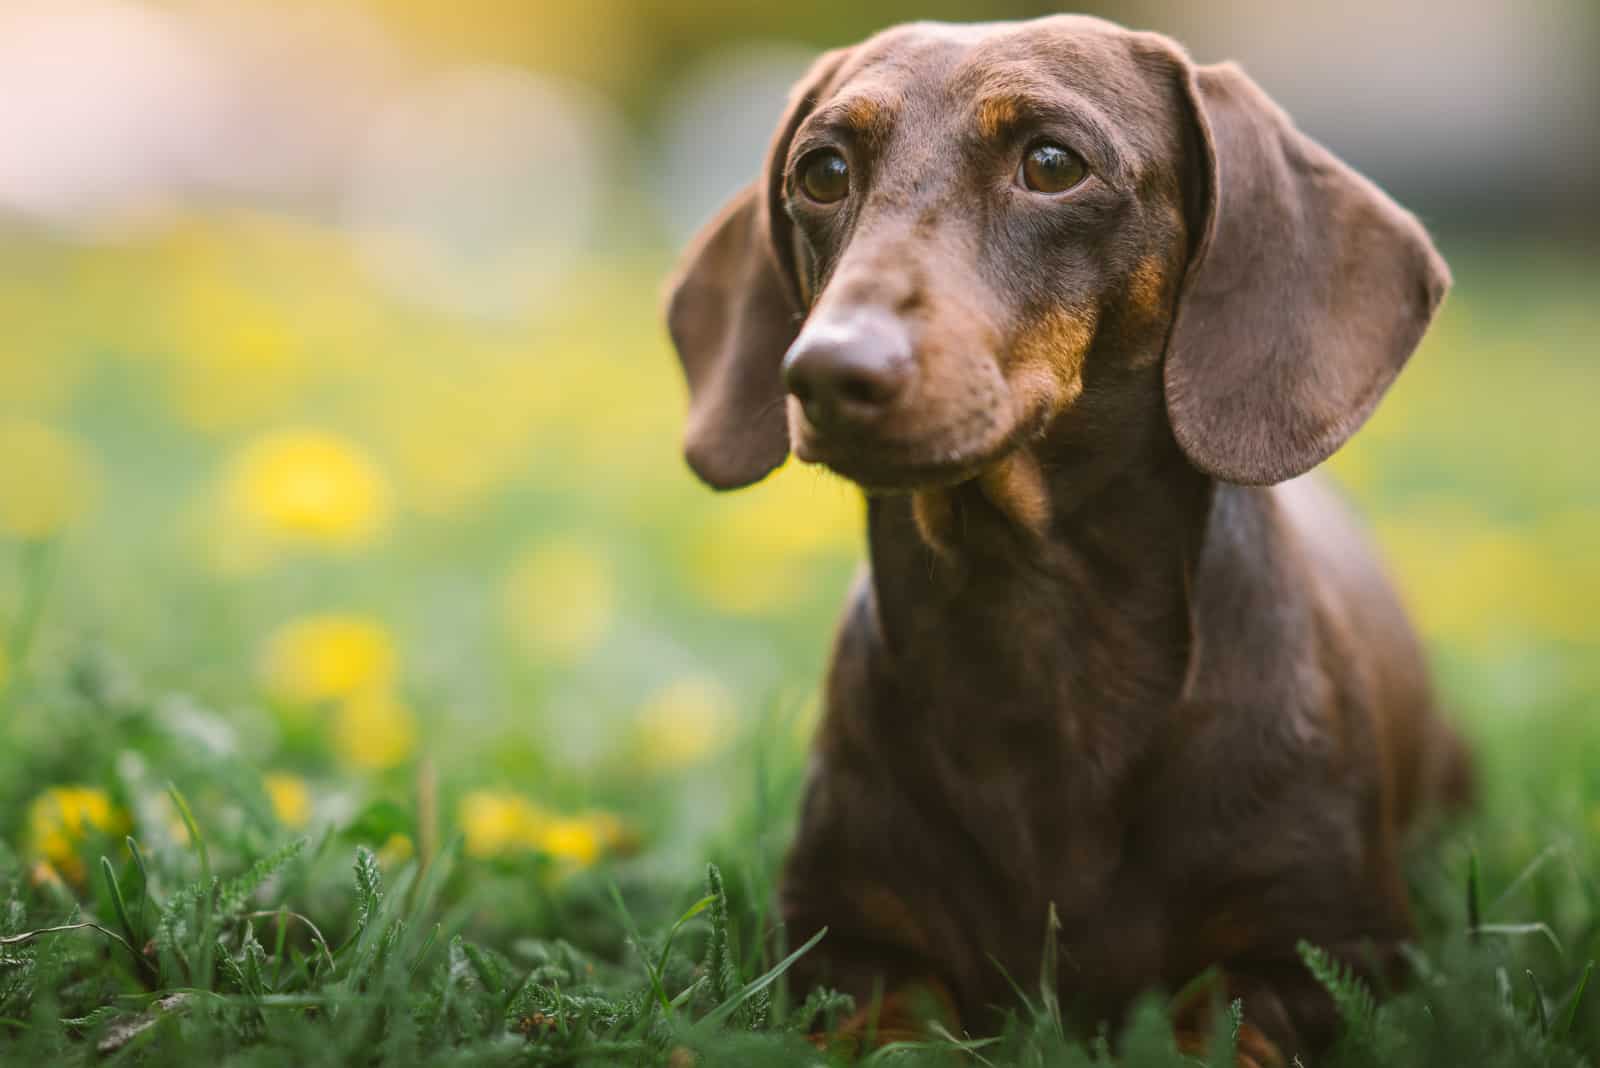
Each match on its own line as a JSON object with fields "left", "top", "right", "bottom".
{"left": 1008, "top": 304, "right": 1097, "bottom": 420}
{"left": 912, "top": 488, "right": 960, "bottom": 561}
{"left": 1126, "top": 255, "right": 1168, "bottom": 312}
{"left": 978, "top": 448, "right": 1050, "bottom": 535}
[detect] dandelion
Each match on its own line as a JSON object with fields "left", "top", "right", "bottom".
{"left": 459, "top": 789, "right": 551, "bottom": 858}
{"left": 502, "top": 539, "right": 615, "bottom": 661}
{"left": 220, "top": 428, "right": 390, "bottom": 549}
{"left": 263, "top": 772, "right": 312, "bottom": 829}
{"left": 686, "top": 466, "right": 860, "bottom": 614}
{"left": 332, "top": 688, "right": 418, "bottom": 771}
{"left": 378, "top": 832, "right": 414, "bottom": 867}
{"left": 26, "top": 785, "right": 128, "bottom": 882}
{"left": 259, "top": 614, "right": 397, "bottom": 705}
{"left": 169, "top": 311, "right": 308, "bottom": 433}
{"left": 538, "top": 816, "right": 605, "bottom": 866}
{"left": 633, "top": 675, "right": 734, "bottom": 772}
{"left": 457, "top": 789, "right": 629, "bottom": 868}
{"left": 0, "top": 420, "right": 96, "bottom": 540}
{"left": 556, "top": 811, "right": 634, "bottom": 864}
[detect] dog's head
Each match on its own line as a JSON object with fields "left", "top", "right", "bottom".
{"left": 664, "top": 16, "right": 1448, "bottom": 494}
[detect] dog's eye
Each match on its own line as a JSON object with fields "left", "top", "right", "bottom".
{"left": 798, "top": 149, "right": 850, "bottom": 204}
{"left": 1019, "top": 142, "right": 1087, "bottom": 194}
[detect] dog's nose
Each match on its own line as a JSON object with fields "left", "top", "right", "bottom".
{"left": 782, "top": 310, "right": 913, "bottom": 430}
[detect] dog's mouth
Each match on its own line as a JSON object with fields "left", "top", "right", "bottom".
{"left": 790, "top": 401, "right": 1043, "bottom": 493}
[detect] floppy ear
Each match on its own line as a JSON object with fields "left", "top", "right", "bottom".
{"left": 1164, "top": 61, "right": 1450, "bottom": 486}
{"left": 664, "top": 49, "right": 851, "bottom": 490}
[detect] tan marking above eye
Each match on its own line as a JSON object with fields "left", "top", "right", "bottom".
{"left": 975, "top": 96, "right": 1022, "bottom": 140}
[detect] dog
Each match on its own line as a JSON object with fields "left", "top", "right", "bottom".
{"left": 663, "top": 15, "right": 1473, "bottom": 1065}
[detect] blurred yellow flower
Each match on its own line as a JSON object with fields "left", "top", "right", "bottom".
{"left": 0, "top": 420, "right": 96, "bottom": 540}
{"left": 378, "top": 832, "right": 414, "bottom": 867}
{"left": 502, "top": 540, "right": 616, "bottom": 661}
{"left": 170, "top": 311, "right": 309, "bottom": 433}
{"left": 458, "top": 789, "right": 628, "bottom": 867}
{"left": 687, "top": 466, "right": 861, "bottom": 614}
{"left": 332, "top": 688, "right": 418, "bottom": 771}
{"left": 260, "top": 614, "right": 398, "bottom": 705}
{"left": 539, "top": 816, "right": 605, "bottom": 866}
{"left": 633, "top": 675, "right": 734, "bottom": 772}
{"left": 26, "top": 785, "right": 128, "bottom": 882}
{"left": 0, "top": 297, "right": 82, "bottom": 416}
{"left": 372, "top": 362, "right": 543, "bottom": 518}
{"left": 263, "top": 772, "right": 312, "bottom": 829}
{"left": 221, "top": 428, "right": 390, "bottom": 549}
{"left": 460, "top": 789, "right": 550, "bottom": 858}
{"left": 1378, "top": 501, "right": 1600, "bottom": 649}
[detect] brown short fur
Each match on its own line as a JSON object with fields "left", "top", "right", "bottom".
{"left": 662, "top": 15, "right": 1472, "bottom": 1065}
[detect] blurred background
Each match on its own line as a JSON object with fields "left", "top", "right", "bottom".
{"left": 0, "top": 0, "right": 1596, "bottom": 904}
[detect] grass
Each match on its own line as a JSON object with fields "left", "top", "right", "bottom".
{"left": 0, "top": 228, "right": 1597, "bottom": 1064}
{"left": 0, "top": 674, "right": 1596, "bottom": 1066}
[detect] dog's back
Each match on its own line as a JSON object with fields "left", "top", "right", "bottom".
{"left": 1275, "top": 474, "right": 1475, "bottom": 829}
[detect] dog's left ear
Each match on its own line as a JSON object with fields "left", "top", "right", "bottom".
{"left": 1163, "top": 59, "right": 1450, "bottom": 485}
{"left": 664, "top": 49, "right": 852, "bottom": 490}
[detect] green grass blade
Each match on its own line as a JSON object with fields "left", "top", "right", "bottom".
{"left": 125, "top": 837, "right": 150, "bottom": 943}
{"left": 1472, "top": 922, "right": 1565, "bottom": 957}
{"left": 1559, "top": 960, "right": 1593, "bottom": 1038}
{"left": 701, "top": 926, "right": 827, "bottom": 1030}
{"left": 101, "top": 857, "right": 133, "bottom": 940}
{"left": 99, "top": 856, "right": 145, "bottom": 975}
{"left": 1038, "top": 902, "right": 1063, "bottom": 1040}
{"left": 654, "top": 893, "right": 716, "bottom": 1005}
{"left": 1525, "top": 969, "right": 1550, "bottom": 1034}
{"left": 165, "top": 783, "right": 210, "bottom": 888}
{"left": 606, "top": 881, "right": 671, "bottom": 1014}
{"left": 1466, "top": 849, "right": 1482, "bottom": 942}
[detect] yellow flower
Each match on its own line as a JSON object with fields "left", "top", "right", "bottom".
{"left": 378, "top": 832, "right": 414, "bottom": 867}
{"left": 459, "top": 789, "right": 551, "bottom": 858}
{"left": 633, "top": 675, "right": 734, "bottom": 772}
{"left": 502, "top": 540, "right": 615, "bottom": 661}
{"left": 538, "top": 817, "right": 604, "bottom": 866}
{"left": 0, "top": 292, "right": 82, "bottom": 416}
{"left": 457, "top": 790, "right": 628, "bottom": 868}
{"left": 169, "top": 310, "right": 308, "bottom": 433}
{"left": 221, "top": 428, "right": 390, "bottom": 549}
{"left": 534, "top": 810, "right": 631, "bottom": 868}
{"left": 26, "top": 786, "right": 128, "bottom": 882}
{"left": 332, "top": 688, "right": 418, "bottom": 771}
{"left": 263, "top": 772, "right": 312, "bottom": 829}
{"left": 259, "top": 614, "right": 397, "bottom": 705}
{"left": 687, "top": 466, "right": 860, "bottom": 614}
{"left": 0, "top": 420, "right": 96, "bottom": 539}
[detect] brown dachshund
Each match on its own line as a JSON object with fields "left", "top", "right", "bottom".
{"left": 664, "top": 15, "right": 1472, "bottom": 1065}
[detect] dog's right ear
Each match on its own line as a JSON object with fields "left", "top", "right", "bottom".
{"left": 664, "top": 49, "right": 851, "bottom": 490}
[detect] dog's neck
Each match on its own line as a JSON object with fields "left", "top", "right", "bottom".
{"left": 861, "top": 429, "right": 1211, "bottom": 739}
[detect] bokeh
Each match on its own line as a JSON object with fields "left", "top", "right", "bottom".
{"left": 0, "top": 0, "right": 1596, "bottom": 900}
